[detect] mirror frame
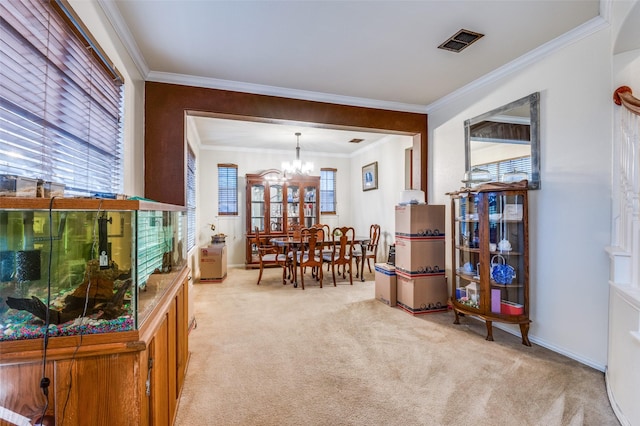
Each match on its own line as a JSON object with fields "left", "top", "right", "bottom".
{"left": 464, "top": 92, "right": 540, "bottom": 190}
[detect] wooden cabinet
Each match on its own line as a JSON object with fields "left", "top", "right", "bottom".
{"left": 448, "top": 181, "right": 530, "bottom": 345}
{"left": 0, "top": 268, "right": 190, "bottom": 425}
{"left": 245, "top": 169, "right": 320, "bottom": 267}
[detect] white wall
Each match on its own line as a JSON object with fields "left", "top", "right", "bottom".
{"left": 429, "top": 27, "right": 613, "bottom": 369}
{"left": 349, "top": 135, "right": 413, "bottom": 261}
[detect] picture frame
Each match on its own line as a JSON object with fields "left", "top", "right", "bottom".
{"left": 362, "top": 162, "right": 378, "bottom": 191}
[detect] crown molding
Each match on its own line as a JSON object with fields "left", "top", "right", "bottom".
{"left": 199, "top": 144, "right": 351, "bottom": 158}
{"left": 97, "top": 0, "right": 149, "bottom": 78}
{"left": 146, "top": 71, "right": 427, "bottom": 114}
{"left": 426, "top": 14, "right": 609, "bottom": 113}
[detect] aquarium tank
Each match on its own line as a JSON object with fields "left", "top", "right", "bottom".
{"left": 0, "top": 198, "right": 186, "bottom": 342}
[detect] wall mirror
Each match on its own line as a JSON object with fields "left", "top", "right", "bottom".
{"left": 464, "top": 92, "right": 540, "bottom": 189}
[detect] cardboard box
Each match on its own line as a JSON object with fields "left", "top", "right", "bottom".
{"left": 374, "top": 263, "right": 397, "bottom": 307}
{"left": 394, "top": 238, "right": 445, "bottom": 277}
{"left": 200, "top": 244, "right": 227, "bottom": 282}
{"left": 396, "top": 275, "right": 448, "bottom": 315}
{"left": 395, "top": 204, "right": 445, "bottom": 237}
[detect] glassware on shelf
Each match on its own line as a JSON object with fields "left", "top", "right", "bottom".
{"left": 461, "top": 167, "right": 492, "bottom": 185}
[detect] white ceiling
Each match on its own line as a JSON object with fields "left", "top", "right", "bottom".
{"left": 188, "top": 115, "right": 394, "bottom": 155}
{"left": 104, "top": 0, "right": 602, "bottom": 154}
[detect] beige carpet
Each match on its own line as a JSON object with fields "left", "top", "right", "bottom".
{"left": 174, "top": 267, "right": 619, "bottom": 426}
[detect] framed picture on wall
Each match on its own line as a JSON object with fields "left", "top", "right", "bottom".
{"left": 362, "top": 162, "right": 378, "bottom": 191}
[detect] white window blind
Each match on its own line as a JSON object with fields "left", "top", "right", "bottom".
{"left": 0, "top": 0, "right": 124, "bottom": 196}
{"left": 136, "top": 211, "right": 165, "bottom": 289}
{"left": 478, "top": 156, "right": 531, "bottom": 183}
{"left": 320, "top": 168, "right": 336, "bottom": 214}
{"left": 187, "top": 145, "right": 196, "bottom": 250}
{"left": 218, "top": 164, "right": 238, "bottom": 215}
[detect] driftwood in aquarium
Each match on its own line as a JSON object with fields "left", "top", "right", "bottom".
{"left": 6, "top": 278, "right": 131, "bottom": 324}
{"left": 5, "top": 259, "right": 132, "bottom": 325}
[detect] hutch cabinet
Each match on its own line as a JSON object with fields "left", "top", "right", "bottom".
{"left": 245, "top": 169, "right": 320, "bottom": 267}
{"left": 447, "top": 181, "right": 531, "bottom": 345}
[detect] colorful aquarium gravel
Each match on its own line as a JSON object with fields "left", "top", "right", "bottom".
{"left": 0, "top": 309, "right": 133, "bottom": 342}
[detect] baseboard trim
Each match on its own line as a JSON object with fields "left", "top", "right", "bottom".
{"left": 492, "top": 322, "right": 606, "bottom": 371}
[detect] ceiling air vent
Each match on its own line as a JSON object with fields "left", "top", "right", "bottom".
{"left": 438, "top": 29, "right": 484, "bottom": 53}
{"left": 349, "top": 138, "right": 364, "bottom": 144}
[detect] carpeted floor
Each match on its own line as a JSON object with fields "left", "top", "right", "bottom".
{"left": 174, "top": 267, "right": 619, "bottom": 426}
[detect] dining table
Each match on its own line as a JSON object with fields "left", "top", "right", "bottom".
{"left": 270, "top": 234, "right": 371, "bottom": 287}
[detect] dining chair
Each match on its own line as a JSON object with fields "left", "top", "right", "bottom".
{"left": 323, "top": 226, "right": 355, "bottom": 286}
{"left": 288, "top": 222, "right": 303, "bottom": 239}
{"left": 313, "top": 223, "right": 333, "bottom": 271}
{"left": 254, "top": 227, "right": 290, "bottom": 285}
{"left": 296, "top": 226, "right": 325, "bottom": 289}
{"left": 354, "top": 224, "right": 381, "bottom": 278}
{"left": 286, "top": 222, "right": 302, "bottom": 266}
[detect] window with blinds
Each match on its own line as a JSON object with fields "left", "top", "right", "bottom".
{"left": 218, "top": 164, "right": 238, "bottom": 215}
{"left": 187, "top": 146, "right": 196, "bottom": 250}
{"left": 0, "top": 0, "right": 124, "bottom": 196}
{"left": 477, "top": 156, "right": 532, "bottom": 182}
{"left": 320, "top": 168, "right": 336, "bottom": 214}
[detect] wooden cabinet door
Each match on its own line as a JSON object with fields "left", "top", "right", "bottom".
{"left": 175, "top": 280, "right": 188, "bottom": 393}
{"left": 248, "top": 181, "right": 266, "bottom": 233}
{"left": 148, "top": 318, "right": 169, "bottom": 425}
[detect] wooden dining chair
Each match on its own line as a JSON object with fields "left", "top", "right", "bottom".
{"left": 254, "top": 227, "right": 290, "bottom": 285}
{"left": 313, "top": 223, "right": 333, "bottom": 271}
{"left": 288, "top": 222, "right": 303, "bottom": 239}
{"left": 296, "top": 226, "right": 324, "bottom": 289}
{"left": 323, "top": 226, "right": 355, "bottom": 286}
{"left": 354, "top": 224, "right": 381, "bottom": 278}
{"left": 285, "top": 221, "right": 302, "bottom": 264}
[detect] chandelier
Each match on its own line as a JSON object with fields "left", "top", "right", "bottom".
{"left": 281, "top": 132, "right": 313, "bottom": 177}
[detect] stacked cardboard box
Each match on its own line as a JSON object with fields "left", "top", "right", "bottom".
{"left": 374, "top": 263, "right": 397, "bottom": 306}
{"left": 199, "top": 244, "right": 227, "bottom": 282}
{"left": 394, "top": 204, "right": 448, "bottom": 315}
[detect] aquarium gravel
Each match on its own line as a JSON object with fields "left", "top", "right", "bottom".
{"left": 0, "top": 309, "right": 133, "bottom": 342}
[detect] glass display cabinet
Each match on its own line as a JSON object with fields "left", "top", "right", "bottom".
{"left": 245, "top": 170, "right": 320, "bottom": 267}
{"left": 447, "top": 181, "right": 530, "bottom": 345}
{"left": 0, "top": 197, "right": 190, "bottom": 425}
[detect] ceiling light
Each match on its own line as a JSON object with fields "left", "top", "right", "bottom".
{"left": 438, "top": 29, "right": 484, "bottom": 53}
{"left": 282, "top": 132, "right": 313, "bottom": 177}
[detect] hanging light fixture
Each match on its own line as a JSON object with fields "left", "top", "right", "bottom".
{"left": 282, "top": 132, "right": 313, "bottom": 177}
